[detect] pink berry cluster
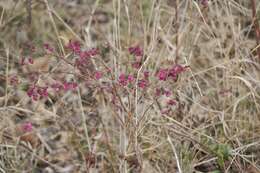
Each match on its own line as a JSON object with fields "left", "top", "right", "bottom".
{"left": 20, "top": 42, "right": 37, "bottom": 65}
{"left": 24, "top": 40, "right": 102, "bottom": 101}
{"left": 67, "top": 40, "right": 81, "bottom": 54}
{"left": 157, "top": 64, "right": 188, "bottom": 81}
{"left": 66, "top": 40, "right": 99, "bottom": 59}
{"left": 129, "top": 45, "right": 143, "bottom": 69}
{"left": 118, "top": 73, "right": 134, "bottom": 86}
{"left": 22, "top": 122, "right": 33, "bottom": 132}
{"left": 9, "top": 75, "right": 19, "bottom": 86}
{"left": 27, "top": 81, "right": 78, "bottom": 101}
{"left": 155, "top": 86, "right": 177, "bottom": 114}
{"left": 155, "top": 87, "right": 171, "bottom": 97}
{"left": 117, "top": 71, "right": 149, "bottom": 89}
{"left": 17, "top": 42, "right": 79, "bottom": 101}
{"left": 116, "top": 46, "right": 149, "bottom": 89}
{"left": 18, "top": 40, "right": 188, "bottom": 118}
{"left": 128, "top": 45, "right": 143, "bottom": 57}
{"left": 20, "top": 57, "right": 34, "bottom": 66}
{"left": 43, "top": 43, "right": 55, "bottom": 53}
{"left": 27, "top": 85, "right": 48, "bottom": 101}
{"left": 67, "top": 40, "right": 100, "bottom": 77}
{"left": 154, "top": 65, "right": 188, "bottom": 114}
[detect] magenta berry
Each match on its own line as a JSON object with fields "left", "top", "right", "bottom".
{"left": 128, "top": 45, "right": 143, "bottom": 57}
{"left": 28, "top": 57, "right": 34, "bottom": 64}
{"left": 138, "top": 79, "right": 148, "bottom": 89}
{"left": 63, "top": 82, "right": 77, "bottom": 91}
{"left": 94, "top": 71, "right": 103, "bottom": 80}
{"left": 22, "top": 122, "right": 33, "bottom": 132}
{"left": 167, "top": 99, "right": 177, "bottom": 106}
{"left": 118, "top": 73, "right": 128, "bottom": 86}
{"left": 43, "top": 43, "right": 54, "bottom": 53}
{"left": 127, "top": 74, "right": 135, "bottom": 83}
{"left": 157, "top": 68, "right": 168, "bottom": 81}
{"left": 67, "top": 40, "right": 81, "bottom": 54}
{"left": 51, "top": 83, "right": 63, "bottom": 92}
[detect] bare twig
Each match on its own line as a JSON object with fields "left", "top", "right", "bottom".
{"left": 175, "top": 0, "right": 179, "bottom": 63}
{"left": 77, "top": 87, "right": 92, "bottom": 152}
{"left": 4, "top": 48, "right": 9, "bottom": 107}
{"left": 167, "top": 135, "right": 182, "bottom": 173}
{"left": 44, "top": 0, "right": 65, "bottom": 56}
{"left": 251, "top": 0, "right": 260, "bottom": 60}
{"left": 26, "top": 0, "right": 32, "bottom": 25}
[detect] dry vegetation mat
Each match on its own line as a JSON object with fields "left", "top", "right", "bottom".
{"left": 0, "top": 0, "right": 260, "bottom": 172}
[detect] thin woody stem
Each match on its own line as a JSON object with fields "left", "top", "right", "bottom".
{"left": 26, "top": 0, "right": 32, "bottom": 25}
{"left": 175, "top": 0, "right": 179, "bottom": 64}
{"left": 251, "top": 0, "right": 260, "bottom": 61}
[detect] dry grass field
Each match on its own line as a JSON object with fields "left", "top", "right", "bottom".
{"left": 0, "top": 0, "right": 260, "bottom": 172}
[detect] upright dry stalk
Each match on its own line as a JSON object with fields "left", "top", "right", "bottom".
{"left": 26, "top": 0, "right": 32, "bottom": 25}
{"left": 251, "top": 0, "right": 260, "bottom": 61}
{"left": 4, "top": 48, "right": 9, "bottom": 107}
{"left": 44, "top": 0, "right": 65, "bottom": 57}
{"left": 175, "top": 0, "right": 179, "bottom": 63}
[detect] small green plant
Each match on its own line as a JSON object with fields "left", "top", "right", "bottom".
{"left": 211, "top": 143, "right": 232, "bottom": 170}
